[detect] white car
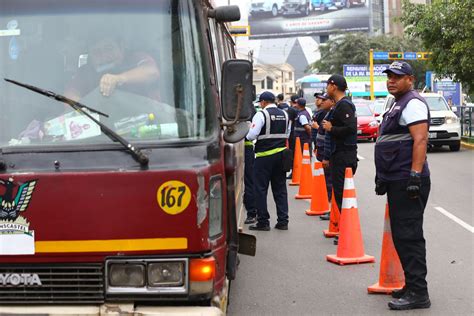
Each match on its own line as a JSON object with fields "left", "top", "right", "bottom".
{"left": 383, "top": 93, "right": 461, "bottom": 151}
{"left": 249, "top": 0, "right": 285, "bottom": 17}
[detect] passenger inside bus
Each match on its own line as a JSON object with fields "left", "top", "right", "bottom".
{"left": 64, "top": 32, "right": 160, "bottom": 102}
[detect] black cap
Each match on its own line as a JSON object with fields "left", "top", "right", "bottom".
{"left": 297, "top": 98, "right": 306, "bottom": 107}
{"left": 313, "top": 92, "right": 322, "bottom": 98}
{"left": 327, "top": 74, "right": 348, "bottom": 91}
{"left": 383, "top": 61, "right": 413, "bottom": 76}
{"left": 316, "top": 93, "right": 330, "bottom": 100}
{"left": 258, "top": 91, "right": 275, "bottom": 102}
{"left": 290, "top": 95, "right": 299, "bottom": 103}
{"left": 277, "top": 93, "right": 284, "bottom": 101}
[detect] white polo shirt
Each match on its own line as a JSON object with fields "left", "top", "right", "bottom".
{"left": 386, "top": 99, "right": 429, "bottom": 126}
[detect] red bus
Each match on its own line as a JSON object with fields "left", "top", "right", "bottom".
{"left": 0, "top": 0, "right": 255, "bottom": 314}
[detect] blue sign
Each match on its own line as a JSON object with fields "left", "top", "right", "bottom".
{"left": 404, "top": 52, "right": 417, "bottom": 60}
{"left": 373, "top": 51, "right": 389, "bottom": 60}
{"left": 433, "top": 80, "right": 462, "bottom": 106}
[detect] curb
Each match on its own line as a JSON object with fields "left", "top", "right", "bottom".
{"left": 461, "top": 142, "right": 474, "bottom": 149}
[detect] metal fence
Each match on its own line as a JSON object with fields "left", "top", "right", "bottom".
{"left": 460, "top": 106, "right": 473, "bottom": 138}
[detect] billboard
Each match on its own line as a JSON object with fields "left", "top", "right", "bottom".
{"left": 433, "top": 79, "right": 462, "bottom": 106}
{"left": 248, "top": 0, "right": 369, "bottom": 39}
{"left": 343, "top": 64, "right": 389, "bottom": 97}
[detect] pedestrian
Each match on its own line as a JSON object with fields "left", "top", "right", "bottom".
{"left": 322, "top": 74, "right": 358, "bottom": 214}
{"left": 243, "top": 107, "right": 258, "bottom": 225}
{"left": 375, "top": 61, "right": 431, "bottom": 310}
{"left": 276, "top": 93, "right": 289, "bottom": 108}
{"left": 246, "top": 91, "right": 290, "bottom": 231}
{"left": 313, "top": 93, "right": 335, "bottom": 220}
{"left": 311, "top": 92, "right": 323, "bottom": 155}
{"left": 294, "top": 98, "right": 313, "bottom": 153}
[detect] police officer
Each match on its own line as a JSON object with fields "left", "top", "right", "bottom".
{"left": 286, "top": 95, "right": 300, "bottom": 179}
{"left": 243, "top": 107, "right": 258, "bottom": 224}
{"left": 314, "top": 93, "right": 335, "bottom": 220}
{"left": 294, "top": 98, "right": 313, "bottom": 153}
{"left": 375, "top": 61, "right": 431, "bottom": 310}
{"left": 322, "top": 74, "right": 358, "bottom": 213}
{"left": 311, "top": 92, "right": 323, "bottom": 154}
{"left": 246, "top": 91, "right": 290, "bottom": 231}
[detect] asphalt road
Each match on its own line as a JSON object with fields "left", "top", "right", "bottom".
{"left": 229, "top": 142, "right": 473, "bottom": 315}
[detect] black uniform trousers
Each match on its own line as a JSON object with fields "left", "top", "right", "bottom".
{"left": 330, "top": 150, "right": 357, "bottom": 211}
{"left": 254, "top": 151, "right": 289, "bottom": 226}
{"left": 244, "top": 145, "right": 256, "bottom": 217}
{"left": 387, "top": 177, "right": 430, "bottom": 296}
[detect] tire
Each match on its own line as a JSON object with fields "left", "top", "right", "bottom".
{"left": 449, "top": 143, "right": 461, "bottom": 151}
{"left": 271, "top": 5, "right": 278, "bottom": 17}
{"left": 372, "top": 137, "right": 377, "bottom": 142}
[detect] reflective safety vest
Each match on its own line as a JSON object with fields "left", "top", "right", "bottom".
{"left": 374, "top": 90, "right": 430, "bottom": 181}
{"left": 255, "top": 107, "right": 289, "bottom": 157}
{"left": 294, "top": 108, "right": 311, "bottom": 144}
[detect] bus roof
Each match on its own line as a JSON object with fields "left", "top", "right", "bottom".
{"left": 296, "top": 74, "right": 331, "bottom": 84}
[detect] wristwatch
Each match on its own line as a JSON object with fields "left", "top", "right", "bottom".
{"left": 410, "top": 170, "right": 421, "bottom": 177}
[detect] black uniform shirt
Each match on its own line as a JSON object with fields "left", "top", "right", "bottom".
{"left": 329, "top": 97, "right": 357, "bottom": 149}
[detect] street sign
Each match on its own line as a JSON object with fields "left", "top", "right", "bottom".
{"left": 404, "top": 52, "right": 417, "bottom": 60}
{"left": 373, "top": 51, "right": 388, "bottom": 60}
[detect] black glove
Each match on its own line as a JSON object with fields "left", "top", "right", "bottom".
{"left": 375, "top": 175, "right": 387, "bottom": 195}
{"left": 406, "top": 171, "right": 421, "bottom": 199}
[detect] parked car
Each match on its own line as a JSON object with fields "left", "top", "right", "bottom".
{"left": 383, "top": 93, "right": 461, "bottom": 151}
{"left": 282, "top": 0, "right": 311, "bottom": 16}
{"left": 334, "top": 0, "right": 366, "bottom": 8}
{"left": 355, "top": 102, "right": 378, "bottom": 141}
{"left": 312, "top": 0, "right": 337, "bottom": 11}
{"left": 249, "top": 0, "right": 285, "bottom": 18}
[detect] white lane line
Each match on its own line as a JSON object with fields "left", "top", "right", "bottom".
{"left": 357, "top": 154, "right": 365, "bottom": 160}
{"left": 434, "top": 206, "right": 474, "bottom": 233}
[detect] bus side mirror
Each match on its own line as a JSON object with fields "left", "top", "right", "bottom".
{"left": 221, "top": 59, "right": 253, "bottom": 122}
{"left": 208, "top": 5, "right": 241, "bottom": 22}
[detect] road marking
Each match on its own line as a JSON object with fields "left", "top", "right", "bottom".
{"left": 434, "top": 206, "right": 474, "bottom": 233}
{"left": 357, "top": 154, "right": 365, "bottom": 160}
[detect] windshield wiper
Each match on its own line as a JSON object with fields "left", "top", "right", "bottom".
{"left": 4, "top": 78, "right": 149, "bottom": 167}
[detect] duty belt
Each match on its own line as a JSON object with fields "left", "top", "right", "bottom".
{"left": 255, "top": 147, "right": 286, "bottom": 158}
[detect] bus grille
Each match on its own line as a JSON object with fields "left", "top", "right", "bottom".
{"left": 0, "top": 264, "right": 104, "bottom": 304}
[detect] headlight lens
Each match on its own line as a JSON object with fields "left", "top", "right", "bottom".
{"left": 148, "top": 262, "right": 184, "bottom": 287}
{"left": 369, "top": 120, "right": 378, "bottom": 127}
{"left": 445, "top": 116, "right": 458, "bottom": 124}
{"left": 109, "top": 263, "right": 145, "bottom": 287}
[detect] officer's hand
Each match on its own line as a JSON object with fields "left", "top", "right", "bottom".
{"left": 322, "top": 160, "right": 330, "bottom": 169}
{"left": 322, "top": 120, "right": 332, "bottom": 132}
{"left": 375, "top": 176, "right": 387, "bottom": 195}
{"left": 312, "top": 122, "right": 319, "bottom": 129}
{"left": 406, "top": 171, "right": 422, "bottom": 199}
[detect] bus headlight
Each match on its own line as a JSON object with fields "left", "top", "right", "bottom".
{"left": 109, "top": 263, "right": 145, "bottom": 287}
{"left": 148, "top": 262, "right": 185, "bottom": 287}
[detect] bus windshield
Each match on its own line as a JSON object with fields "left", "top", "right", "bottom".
{"left": 0, "top": 0, "right": 214, "bottom": 149}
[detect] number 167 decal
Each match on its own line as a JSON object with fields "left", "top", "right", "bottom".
{"left": 157, "top": 181, "right": 191, "bottom": 215}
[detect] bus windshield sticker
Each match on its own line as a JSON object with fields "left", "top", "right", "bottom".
{"left": 157, "top": 181, "right": 191, "bottom": 215}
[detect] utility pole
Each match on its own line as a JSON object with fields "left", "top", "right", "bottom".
{"left": 369, "top": 49, "right": 374, "bottom": 100}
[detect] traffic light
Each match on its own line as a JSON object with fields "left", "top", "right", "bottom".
{"left": 416, "top": 52, "right": 432, "bottom": 60}
{"left": 388, "top": 52, "right": 403, "bottom": 60}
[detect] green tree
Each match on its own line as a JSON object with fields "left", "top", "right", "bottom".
{"left": 308, "top": 33, "right": 429, "bottom": 88}
{"left": 401, "top": 0, "right": 474, "bottom": 93}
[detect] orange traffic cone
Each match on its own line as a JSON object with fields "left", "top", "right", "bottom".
{"left": 295, "top": 143, "right": 312, "bottom": 199}
{"left": 368, "top": 204, "right": 405, "bottom": 294}
{"left": 323, "top": 190, "right": 340, "bottom": 237}
{"left": 305, "top": 162, "right": 329, "bottom": 215}
{"left": 289, "top": 137, "right": 302, "bottom": 186}
{"left": 327, "top": 168, "right": 375, "bottom": 265}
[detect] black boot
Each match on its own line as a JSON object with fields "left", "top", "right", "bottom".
{"left": 319, "top": 212, "right": 330, "bottom": 221}
{"left": 249, "top": 223, "right": 270, "bottom": 231}
{"left": 333, "top": 235, "right": 339, "bottom": 245}
{"left": 391, "top": 286, "right": 407, "bottom": 299}
{"left": 388, "top": 290, "right": 431, "bottom": 310}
